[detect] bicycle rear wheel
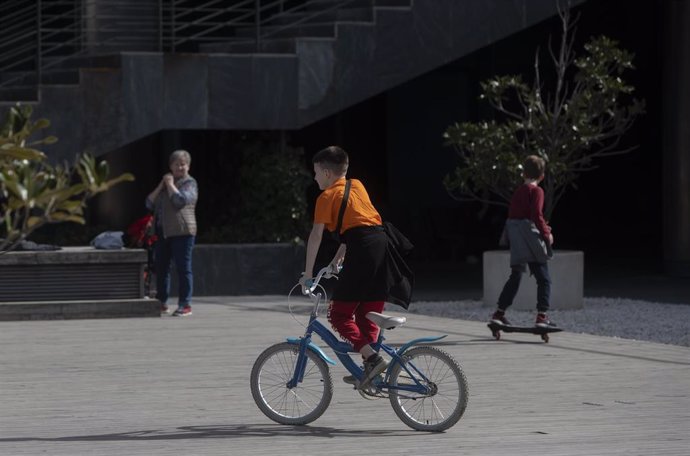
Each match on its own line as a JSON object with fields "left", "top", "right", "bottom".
{"left": 388, "top": 346, "right": 468, "bottom": 432}
{"left": 250, "top": 342, "right": 333, "bottom": 425}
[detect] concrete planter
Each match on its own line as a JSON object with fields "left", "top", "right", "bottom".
{"left": 171, "top": 243, "right": 305, "bottom": 296}
{"left": 0, "top": 246, "right": 157, "bottom": 320}
{"left": 483, "top": 250, "right": 584, "bottom": 310}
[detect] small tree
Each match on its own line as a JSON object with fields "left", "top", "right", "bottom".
{"left": 0, "top": 104, "right": 134, "bottom": 252}
{"left": 442, "top": 4, "right": 645, "bottom": 220}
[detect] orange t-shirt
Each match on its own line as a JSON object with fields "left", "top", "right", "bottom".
{"left": 314, "top": 178, "right": 382, "bottom": 234}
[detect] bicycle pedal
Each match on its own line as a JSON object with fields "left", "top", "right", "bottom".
{"left": 357, "top": 383, "right": 381, "bottom": 399}
{"left": 356, "top": 375, "right": 382, "bottom": 391}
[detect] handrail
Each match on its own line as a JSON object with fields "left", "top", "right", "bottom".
{"left": 2, "top": 15, "right": 36, "bottom": 37}
{"left": 260, "top": 0, "right": 361, "bottom": 40}
{"left": 0, "top": 0, "right": 383, "bottom": 99}
{"left": 2, "top": 12, "right": 35, "bottom": 31}
{"left": 0, "top": 44, "right": 37, "bottom": 64}
{"left": 0, "top": 3, "right": 34, "bottom": 22}
{"left": 1, "top": 30, "right": 37, "bottom": 51}
{"left": 170, "top": 1, "right": 256, "bottom": 50}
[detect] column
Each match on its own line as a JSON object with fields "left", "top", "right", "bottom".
{"left": 663, "top": 0, "right": 690, "bottom": 276}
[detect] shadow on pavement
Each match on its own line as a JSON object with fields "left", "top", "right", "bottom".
{"left": 0, "top": 424, "right": 422, "bottom": 443}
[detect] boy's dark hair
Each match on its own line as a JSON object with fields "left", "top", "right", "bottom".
{"left": 312, "top": 145, "right": 349, "bottom": 175}
{"left": 522, "top": 155, "right": 546, "bottom": 179}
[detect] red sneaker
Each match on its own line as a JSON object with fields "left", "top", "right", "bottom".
{"left": 536, "top": 313, "right": 557, "bottom": 328}
{"left": 490, "top": 310, "right": 511, "bottom": 326}
{"left": 160, "top": 304, "right": 170, "bottom": 314}
{"left": 172, "top": 306, "right": 192, "bottom": 317}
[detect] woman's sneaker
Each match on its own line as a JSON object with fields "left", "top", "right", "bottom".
{"left": 160, "top": 304, "right": 170, "bottom": 315}
{"left": 490, "top": 310, "right": 511, "bottom": 326}
{"left": 172, "top": 306, "right": 192, "bottom": 317}
{"left": 535, "top": 313, "right": 557, "bottom": 328}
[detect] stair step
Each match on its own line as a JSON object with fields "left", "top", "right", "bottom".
{"left": 201, "top": 38, "right": 298, "bottom": 54}
{"left": 304, "top": 0, "right": 412, "bottom": 10}
{"left": 371, "top": 0, "right": 412, "bottom": 6}
{"left": 267, "top": 7, "right": 374, "bottom": 25}
{"left": 236, "top": 23, "right": 336, "bottom": 39}
{"left": 0, "top": 69, "right": 79, "bottom": 85}
{"left": 0, "top": 86, "right": 38, "bottom": 102}
{"left": 201, "top": 36, "right": 336, "bottom": 54}
{"left": 42, "top": 54, "right": 123, "bottom": 71}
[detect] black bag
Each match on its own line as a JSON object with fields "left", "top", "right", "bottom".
{"left": 384, "top": 228, "right": 414, "bottom": 309}
{"left": 383, "top": 221, "right": 414, "bottom": 256}
{"left": 381, "top": 221, "right": 414, "bottom": 308}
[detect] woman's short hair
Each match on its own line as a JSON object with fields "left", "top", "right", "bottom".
{"left": 169, "top": 149, "right": 191, "bottom": 165}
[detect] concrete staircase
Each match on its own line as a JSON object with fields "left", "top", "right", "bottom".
{"left": 0, "top": 0, "right": 583, "bottom": 162}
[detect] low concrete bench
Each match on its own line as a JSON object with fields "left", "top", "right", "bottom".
{"left": 0, "top": 246, "right": 158, "bottom": 320}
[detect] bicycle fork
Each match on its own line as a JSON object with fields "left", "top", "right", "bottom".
{"left": 286, "top": 312, "right": 356, "bottom": 388}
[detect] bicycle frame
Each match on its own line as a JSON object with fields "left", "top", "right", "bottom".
{"left": 286, "top": 291, "right": 444, "bottom": 396}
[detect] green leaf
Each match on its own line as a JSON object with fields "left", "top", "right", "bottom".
{"left": 49, "top": 212, "right": 86, "bottom": 224}
{"left": 1, "top": 106, "right": 133, "bottom": 243}
{"left": 0, "top": 146, "right": 46, "bottom": 161}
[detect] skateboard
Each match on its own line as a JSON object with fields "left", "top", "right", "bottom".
{"left": 487, "top": 321, "right": 563, "bottom": 343}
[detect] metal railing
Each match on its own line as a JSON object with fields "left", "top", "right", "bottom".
{"left": 0, "top": 0, "right": 372, "bottom": 99}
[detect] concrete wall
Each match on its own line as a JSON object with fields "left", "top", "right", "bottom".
{"left": 168, "top": 243, "right": 305, "bottom": 298}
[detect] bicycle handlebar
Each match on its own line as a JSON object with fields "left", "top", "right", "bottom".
{"left": 304, "top": 265, "right": 340, "bottom": 295}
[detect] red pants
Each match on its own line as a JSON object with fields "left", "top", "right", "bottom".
{"left": 328, "top": 300, "right": 385, "bottom": 352}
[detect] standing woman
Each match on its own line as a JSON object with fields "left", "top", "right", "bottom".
{"left": 146, "top": 150, "right": 198, "bottom": 316}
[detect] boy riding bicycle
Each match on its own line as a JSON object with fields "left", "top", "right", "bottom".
{"left": 301, "top": 146, "right": 390, "bottom": 385}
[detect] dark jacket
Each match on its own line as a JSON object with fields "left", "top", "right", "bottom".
{"left": 503, "top": 219, "right": 553, "bottom": 266}
{"left": 383, "top": 222, "right": 414, "bottom": 309}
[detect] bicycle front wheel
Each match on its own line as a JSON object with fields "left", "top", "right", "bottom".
{"left": 388, "top": 346, "right": 469, "bottom": 432}
{"left": 250, "top": 342, "right": 333, "bottom": 425}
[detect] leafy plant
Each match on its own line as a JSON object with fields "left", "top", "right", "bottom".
{"left": 199, "top": 137, "right": 311, "bottom": 243}
{"left": 443, "top": 4, "right": 645, "bottom": 219}
{"left": 0, "top": 104, "right": 134, "bottom": 252}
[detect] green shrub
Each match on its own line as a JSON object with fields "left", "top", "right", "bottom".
{"left": 198, "top": 137, "right": 311, "bottom": 244}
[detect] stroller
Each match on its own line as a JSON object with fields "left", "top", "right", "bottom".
{"left": 125, "top": 214, "right": 158, "bottom": 298}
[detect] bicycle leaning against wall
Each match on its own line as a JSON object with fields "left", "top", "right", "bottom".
{"left": 250, "top": 266, "right": 469, "bottom": 432}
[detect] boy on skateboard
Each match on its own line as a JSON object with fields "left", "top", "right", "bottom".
{"left": 491, "top": 155, "right": 557, "bottom": 328}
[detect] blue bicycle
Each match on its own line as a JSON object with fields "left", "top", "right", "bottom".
{"left": 250, "top": 267, "right": 469, "bottom": 432}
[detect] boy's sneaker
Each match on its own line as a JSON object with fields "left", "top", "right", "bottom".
{"left": 536, "top": 313, "right": 557, "bottom": 328}
{"left": 172, "top": 306, "right": 192, "bottom": 317}
{"left": 490, "top": 310, "right": 511, "bottom": 326}
{"left": 160, "top": 304, "right": 170, "bottom": 314}
{"left": 344, "top": 355, "right": 389, "bottom": 386}
{"left": 360, "top": 355, "right": 388, "bottom": 387}
{"left": 343, "top": 373, "right": 384, "bottom": 386}
{"left": 343, "top": 374, "right": 358, "bottom": 385}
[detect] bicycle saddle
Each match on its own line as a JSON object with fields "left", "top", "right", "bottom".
{"left": 366, "top": 312, "right": 407, "bottom": 330}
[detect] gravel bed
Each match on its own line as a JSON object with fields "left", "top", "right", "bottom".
{"left": 404, "top": 297, "right": 690, "bottom": 347}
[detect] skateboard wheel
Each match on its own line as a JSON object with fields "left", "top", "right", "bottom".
{"left": 541, "top": 334, "right": 549, "bottom": 343}
{"left": 493, "top": 331, "right": 501, "bottom": 341}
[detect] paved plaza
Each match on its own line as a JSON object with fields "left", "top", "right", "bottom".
{"left": 1, "top": 296, "right": 688, "bottom": 456}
